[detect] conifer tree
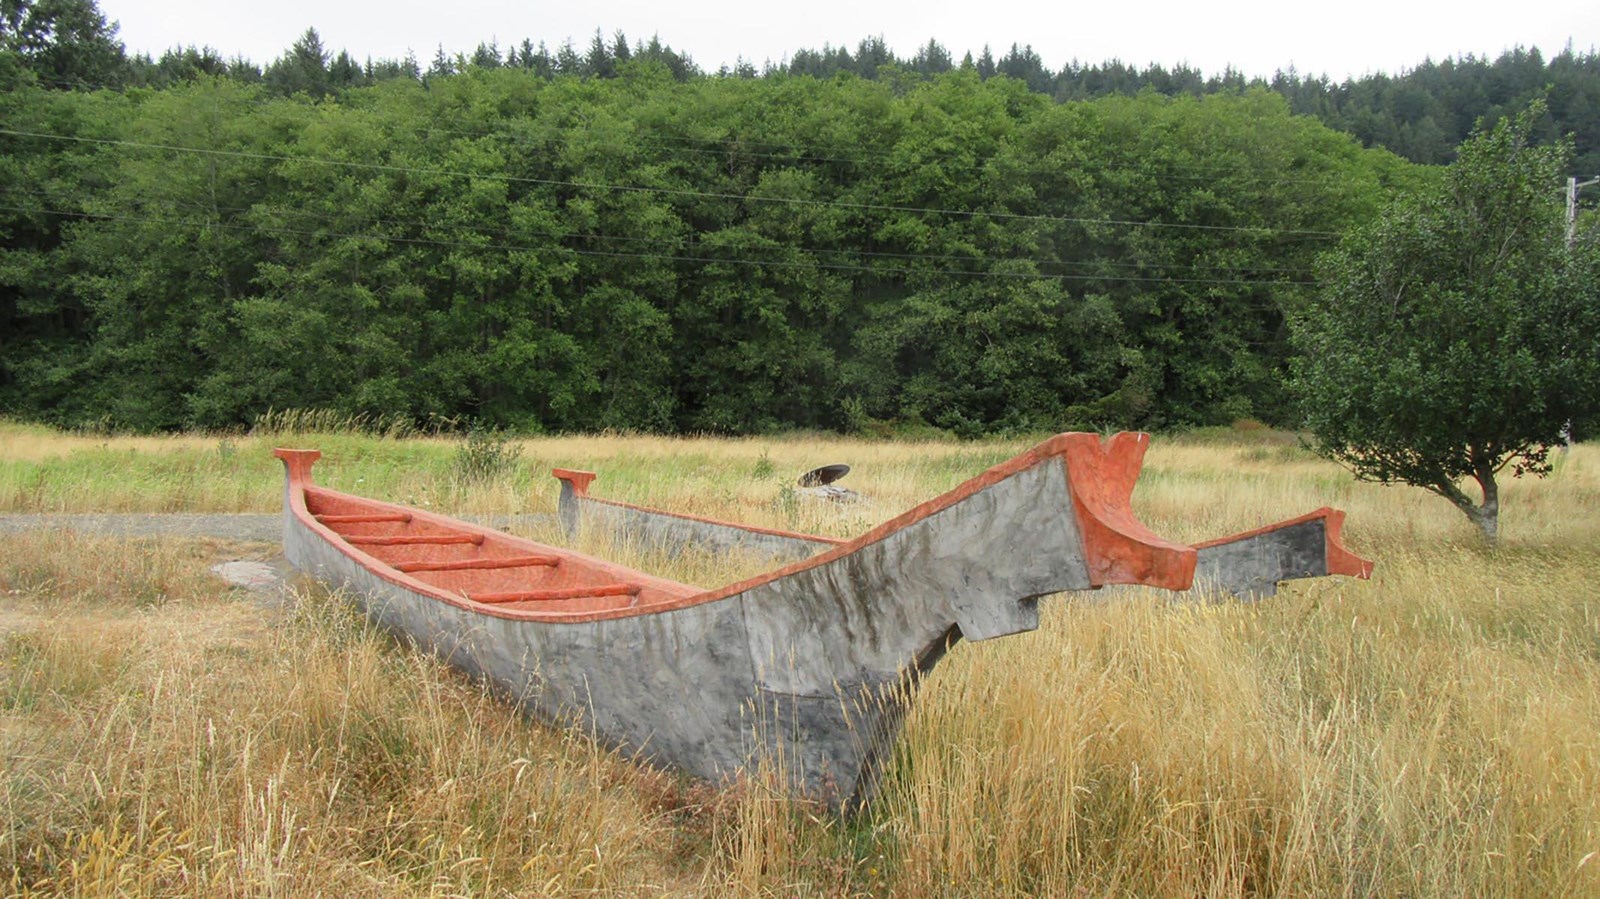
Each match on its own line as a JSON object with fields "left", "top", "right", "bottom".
{"left": 265, "top": 27, "right": 329, "bottom": 97}
{"left": 0, "top": 0, "right": 125, "bottom": 86}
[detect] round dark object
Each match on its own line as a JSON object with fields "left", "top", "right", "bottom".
{"left": 797, "top": 464, "right": 851, "bottom": 487}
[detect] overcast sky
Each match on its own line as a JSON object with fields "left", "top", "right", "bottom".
{"left": 98, "top": 0, "right": 1597, "bottom": 82}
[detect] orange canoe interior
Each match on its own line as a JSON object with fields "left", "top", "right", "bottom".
{"left": 304, "top": 486, "right": 699, "bottom": 616}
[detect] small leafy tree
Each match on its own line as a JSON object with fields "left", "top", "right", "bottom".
{"left": 1290, "top": 103, "right": 1600, "bottom": 544}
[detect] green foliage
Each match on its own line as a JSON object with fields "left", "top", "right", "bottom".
{"left": 1289, "top": 103, "right": 1600, "bottom": 542}
{"left": 452, "top": 428, "right": 522, "bottom": 485}
{"left": 41, "top": 4, "right": 1596, "bottom": 441}
{"left": 1, "top": 63, "right": 1405, "bottom": 436}
{"left": 0, "top": 0, "right": 125, "bottom": 88}
{"left": 751, "top": 449, "right": 774, "bottom": 481}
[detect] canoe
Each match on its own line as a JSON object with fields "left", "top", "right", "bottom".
{"left": 275, "top": 432, "right": 1370, "bottom": 811}
{"left": 555, "top": 464, "right": 1373, "bottom": 601}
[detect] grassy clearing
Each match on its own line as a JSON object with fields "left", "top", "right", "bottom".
{"left": 1, "top": 536, "right": 708, "bottom": 895}
{"left": 2, "top": 422, "right": 1598, "bottom": 895}
{"left": 0, "top": 418, "right": 1027, "bottom": 527}
{"left": 876, "top": 552, "right": 1600, "bottom": 896}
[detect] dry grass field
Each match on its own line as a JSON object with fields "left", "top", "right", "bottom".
{"left": 2, "top": 419, "right": 1598, "bottom": 896}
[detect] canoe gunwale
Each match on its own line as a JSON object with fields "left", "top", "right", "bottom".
{"left": 557, "top": 489, "right": 848, "bottom": 548}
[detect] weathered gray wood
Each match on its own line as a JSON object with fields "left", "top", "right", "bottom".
{"left": 561, "top": 489, "right": 837, "bottom": 561}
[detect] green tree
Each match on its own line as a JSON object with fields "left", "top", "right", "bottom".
{"left": 62, "top": 79, "right": 278, "bottom": 429}
{"left": 265, "top": 27, "right": 329, "bottom": 97}
{"left": 0, "top": 0, "right": 124, "bottom": 87}
{"left": 1289, "top": 103, "right": 1600, "bottom": 543}
{"left": 0, "top": 80, "right": 125, "bottom": 419}
{"left": 0, "top": 58, "right": 1416, "bottom": 436}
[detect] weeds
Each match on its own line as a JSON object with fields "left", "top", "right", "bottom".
{"left": 250, "top": 407, "right": 423, "bottom": 439}
{"left": 752, "top": 448, "right": 775, "bottom": 481}
{"left": 451, "top": 428, "right": 523, "bottom": 486}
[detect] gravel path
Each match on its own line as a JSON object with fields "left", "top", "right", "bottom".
{"left": 0, "top": 513, "right": 282, "bottom": 541}
{"left": 0, "top": 512, "right": 553, "bottom": 542}
{"left": 0, "top": 512, "right": 557, "bottom": 596}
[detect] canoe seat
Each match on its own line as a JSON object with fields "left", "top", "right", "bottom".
{"left": 347, "top": 534, "right": 484, "bottom": 547}
{"left": 317, "top": 513, "right": 412, "bottom": 524}
{"left": 468, "top": 583, "right": 640, "bottom": 605}
{"left": 395, "top": 555, "right": 560, "bottom": 573}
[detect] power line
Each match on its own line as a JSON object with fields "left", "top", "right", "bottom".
{"left": 0, "top": 127, "right": 1345, "bottom": 239}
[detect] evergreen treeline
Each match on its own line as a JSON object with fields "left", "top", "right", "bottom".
{"left": 138, "top": 38, "right": 1600, "bottom": 175}
{"left": 7, "top": 0, "right": 1594, "bottom": 173}
{"left": 787, "top": 41, "right": 1600, "bottom": 173}
{"left": 2, "top": 0, "right": 1579, "bottom": 436}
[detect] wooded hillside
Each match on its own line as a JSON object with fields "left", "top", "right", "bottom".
{"left": 1, "top": 67, "right": 1421, "bottom": 433}
{"left": 10, "top": 3, "right": 1588, "bottom": 435}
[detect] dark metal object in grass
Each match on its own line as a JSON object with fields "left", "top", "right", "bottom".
{"left": 797, "top": 464, "right": 850, "bottom": 487}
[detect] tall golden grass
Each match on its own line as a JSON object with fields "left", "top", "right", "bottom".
{"left": 2, "top": 534, "right": 708, "bottom": 895}
{"left": 2, "top": 427, "right": 1597, "bottom": 895}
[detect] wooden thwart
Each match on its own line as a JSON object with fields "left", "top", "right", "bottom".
{"left": 317, "top": 512, "right": 412, "bottom": 524}
{"left": 469, "top": 583, "right": 640, "bottom": 605}
{"left": 347, "top": 533, "right": 483, "bottom": 546}
{"left": 396, "top": 555, "right": 560, "bottom": 573}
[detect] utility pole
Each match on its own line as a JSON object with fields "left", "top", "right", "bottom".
{"left": 1561, "top": 175, "right": 1598, "bottom": 452}
{"left": 1569, "top": 175, "right": 1600, "bottom": 248}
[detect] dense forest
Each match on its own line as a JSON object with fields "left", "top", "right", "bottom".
{"left": 10, "top": 3, "right": 1596, "bottom": 174}
{"left": 0, "top": 1, "right": 1589, "bottom": 434}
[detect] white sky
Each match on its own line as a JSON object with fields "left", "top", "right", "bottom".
{"left": 99, "top": 0, "right": 1597, "bottom": 82}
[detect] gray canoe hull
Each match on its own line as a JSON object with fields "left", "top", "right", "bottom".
{"left": 279, "top": 433, "right": 1365, "bottom": 811}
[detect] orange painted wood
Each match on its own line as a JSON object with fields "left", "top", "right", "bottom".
{"left": 1320, "top": 510, "right": 1374, "bottom": 579}
{"left": 395, "top": 555, "right": 560, "bottom": 573}
{"left": 551, "top": 468, "right": 597, "bottom": 496}
{"left": 469, "top": 583, "right": 640, "bottom": 604}
{"left": 1059, "top": 432, "right": 1196, "bottom": 591}
{"left": 316, "top": 513, "right": 412, "bottom": 524}
{"left": 346, "top": 534, "right": 484, "bottom": 546}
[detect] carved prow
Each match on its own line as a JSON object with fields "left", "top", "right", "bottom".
{"left": 274, "top": 448, "right": 321, "bottom": 486}
{"left": 1193, "top": 506, "right": 1374, "bottom": 598}
{"left": 1321, "top": 509, "right": 1374, "bottom": 579}
{"left": 552, "top": 468, "right": 597, "bottom": 536}
{"left": 1060, "top": 432, "right": 1196, "bottom": 591}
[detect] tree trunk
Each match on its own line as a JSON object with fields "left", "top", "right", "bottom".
{"left": 1434, "top": 470, "right": 1500, "bottom": 546}
{"left": 1471, "top": 467, "right": 1499, "bottom": 546}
